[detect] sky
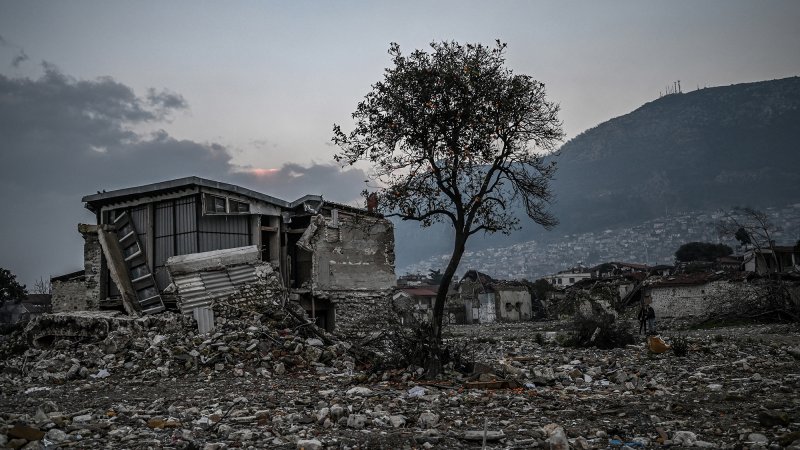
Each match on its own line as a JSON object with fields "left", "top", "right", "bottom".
{"left": 1, "top": 0, "right": 799, "bottom": 287}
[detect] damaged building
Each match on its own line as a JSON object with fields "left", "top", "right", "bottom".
{"left": 51, "top": 177, "right": 396, "bottom": 336}
{"left": 459, "top": 270, "right": 535, "bottom": 324}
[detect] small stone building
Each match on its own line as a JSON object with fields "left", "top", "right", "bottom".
{"left": 643, "top": 273, "right": 728, "bottom": 319}
{"left": 51, "top": 176, "right": 396, "bottom": 336}
{"left": 459, "top": 270, "right": 533, "bottom": 323}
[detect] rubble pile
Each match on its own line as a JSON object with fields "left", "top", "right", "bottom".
{"left": 1, "top": 313, "right": 799, "bottom": 448}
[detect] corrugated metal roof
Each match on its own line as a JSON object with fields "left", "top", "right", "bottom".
{"left": 172, "top": 264, "right": 257, "bottom": 314}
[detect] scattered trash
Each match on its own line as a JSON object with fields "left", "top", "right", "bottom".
{"left": 90, "top": 368, "right": 110, "bottom": 379}
{"left": 647, "top": 335, "right": 671, "bottom": 353}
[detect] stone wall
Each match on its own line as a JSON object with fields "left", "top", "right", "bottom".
{"left": 315, "top": 290, "right": 395, "bottom": 340}
{"left": 52, "top": 225, "right": 102, "bottom": 313}
{"left": 51, "top": 277, "right": 87, "bottom": 313}
{"left": 648, "top": 280, "right": 729, "bottom": 319}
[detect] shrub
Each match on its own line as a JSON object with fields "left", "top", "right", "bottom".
{"left": 564, "top": 299, "right": 636, "bottom": 349}
{"left": 672, "top": 335, "right": 689, "bottom": 357}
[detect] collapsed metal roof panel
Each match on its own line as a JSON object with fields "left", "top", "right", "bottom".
{"left": 172, "top": 264, "right": 257, "bottom": 314}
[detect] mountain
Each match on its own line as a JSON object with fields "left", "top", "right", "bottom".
{"left": 395, "top": 76, "right": 800, "bottom": 271}
{"left": 549, "top": 76, "right": 800, "bottom": 235}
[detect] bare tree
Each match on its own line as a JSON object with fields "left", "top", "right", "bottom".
{"left": 717, "top": 207, "right": 783, "bottom": 274}
{"left": 30, "top": 276, "right": 52, "bottom": 295}
{"left": 716, "top": 207, "right": 798, "bottom": 322}
{"left": 333, "top": 41, "right": 563, "bottom": 376}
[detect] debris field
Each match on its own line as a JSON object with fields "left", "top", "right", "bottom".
{"left": 1, "top": 301, "right": 799, "bottom": 449}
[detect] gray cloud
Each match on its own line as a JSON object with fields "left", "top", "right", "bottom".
{"left": 11, "top": 49, "right": 27, "bottom": 67}
{"left": 146, "top": 88, "right": 188, "bottom": 114}
{"left": 0, "top": 65, "right": 363, "bottom": 286}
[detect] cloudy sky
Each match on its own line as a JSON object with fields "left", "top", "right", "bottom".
{"left": 1, "top": 0, "right": 799, "bottom": 287}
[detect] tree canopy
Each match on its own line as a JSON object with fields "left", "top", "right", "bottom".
{"left": 674, "top": 242, "right": 733, "bottom": 262}
{"left": 0, "top": 267, "right": 27, "bottom": 305}
{"left": 333, "top": 41, "right": 563, "bottom": 376}
{"left": 333, "top": 41, "right": 563, "bottom": 236}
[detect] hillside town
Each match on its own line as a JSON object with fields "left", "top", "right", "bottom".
{"left": 404, "top": 203, "right": 800, "bottom": 282}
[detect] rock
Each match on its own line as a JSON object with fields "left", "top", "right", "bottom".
{"left": 305, "top": 338, "right": 324, "bottom": 347}
{"left": 44, "top": 428, "right": 68, "bottom": 443}
{"left": 543, "top": 424, "right": 569, "bottom": 450}
{"left": 297, "top": 439, "right": 323, "bottom": 450}
{"left": 33, "top": 408, "right": 49, "bottom": 423}
{"left": 673, "top": 431, "right": 697, "bottom": 446}
{"left": 758, "top": 410, "right": 790, "bottom": 427}
{"left": 346, "top": 386, "right": 372, "bottom": 396}
{"left": 72, "top": 413, "right": 92, "bottom": 423}
{"left": 748, "top": 433, "right": 769, "bottom": 444}
{"left": 574, "top": 436, "right": 591, "bottom": 450}
{"left": 779, "top": 431, "right": 800, "bottom": 447}
{"left": 417, "top": 412, "right": 440, "bottom": 428}
{"left": 389, "top": 415, "right": 407, "bottom": 428}
{"left": 8, "top": 439, "right": 27, "bottom": 449}
{"left": 316, "top": 407, "right": 329, "bottom": 424}
{"left": 347, "top": 414, "right": 367, "bottom": 429}
{"left": 463, "top": 430, "right": 505, "bottom": 441}
{"left": 304, "top": 346, "right": 323, "bottom": 363}
{"left": 7, "top": 425, "right": 45, "bottom": 441}
{"left": 274, "top": 362, "right": 286, "bottom": 375}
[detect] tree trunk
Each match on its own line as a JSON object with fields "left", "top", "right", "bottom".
{"left": 425, "top": 230, "right": 468, "bottom": 378}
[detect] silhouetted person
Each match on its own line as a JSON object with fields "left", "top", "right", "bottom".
{"left": 646, "top": 305, "right": 656, "bottom": 335}
{"left": 637, "top": 305, "right": 647, "bottom": 335}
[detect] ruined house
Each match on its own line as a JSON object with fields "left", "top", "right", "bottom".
{"left": 743, "top": 245, "right": 800, "bottom": 274}
{"left": 459, "top": 270, "right": 533, "bottom": 323}
{"left": 392, "top": 286, "right": 437, "bottom": 324}
{"left": 642, "top": 272, "right": 740, "bottom": 319}
{"left": 51, "top": 177, "right": 396, "bottom": 335}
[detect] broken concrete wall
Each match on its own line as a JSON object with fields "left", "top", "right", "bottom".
{"left": 495, "top": 288, "right": 532, "bottom": 322}
{"left": 301, "top": 214, "right": 396, "bottom": 292}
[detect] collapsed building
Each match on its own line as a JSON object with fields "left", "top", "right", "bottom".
{"left": 459, "top": 270, "right": 537, "bottom": 324}
{"left": 51, "top": 177, "right": 396, "bottom": 337}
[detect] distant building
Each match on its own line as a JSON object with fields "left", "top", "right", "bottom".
{"left": 548, "top": 265, "right": 593, "bottom": 288}
{"left": 742, "top": 246, "right": 800, "bottom": 275}
{"left": 0, "top": 294, "right": 52, "bottom": 324}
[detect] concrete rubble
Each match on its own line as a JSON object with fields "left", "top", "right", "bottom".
{"left": 1, "top": 306, "right": 799, "bottom": 448}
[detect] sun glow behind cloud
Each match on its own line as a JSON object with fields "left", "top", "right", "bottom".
{"left": 245, "top": 167, "right": 280, "bottom": 177}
